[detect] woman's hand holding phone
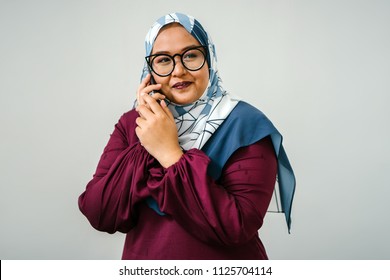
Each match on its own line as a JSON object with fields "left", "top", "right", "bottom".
{"left": 135, "top": 74, "right": 183, "bottom": 168}
{"left": 136, "top": 74, "right": 165, "bottom": 107}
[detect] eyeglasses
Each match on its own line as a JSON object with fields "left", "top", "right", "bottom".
{"left": 145, "top": 46, "right": 207, "bottom": 77}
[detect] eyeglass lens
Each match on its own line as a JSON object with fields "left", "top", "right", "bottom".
{"left": 150, "top": 48, "right": 205, "bottom": 76}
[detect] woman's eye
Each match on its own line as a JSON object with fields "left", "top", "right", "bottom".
{"left": 183, "top": 52, "right": 198, "bottom": 60}
{"left": 155, "top": 56, "right": 172, "bottom": 64}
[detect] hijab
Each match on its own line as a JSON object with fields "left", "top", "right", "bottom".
{"left": 141, "top": 12, "right": 240, "bottom": 151}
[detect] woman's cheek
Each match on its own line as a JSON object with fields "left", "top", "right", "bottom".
{"left": 162, "top": 85, "right": 172, "bottom": 99}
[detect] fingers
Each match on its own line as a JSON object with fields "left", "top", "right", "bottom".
{"left": 150, "top": 92, "right": 166, "bottom": 102}
{"left": 160, "top": 100, "right": 174, "bottom": 121}
{"left": 137, "top": 74, "right": 162, "bottom": 106}
{"left": 139, "top": 93, "right": 164, "bottom": 115}
{"left": 137, "top": 105, "right": 154, "bottom": 121}
{"left": 136, "top": 93, "right": 174, "bottom": 124}
{"left": 136, "top": 92, "right": 163, "bottom": 121}
{"left": 136, "top": 75, "right": 148, "bottom": 106}
{"left": 135, "top": 115, "right": 146, "bottom": 128}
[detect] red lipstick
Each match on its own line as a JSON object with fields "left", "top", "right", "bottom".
{"left": 172, "top": 81, "right": 191, "bottom": 89}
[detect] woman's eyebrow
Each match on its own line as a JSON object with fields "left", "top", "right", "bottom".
{"left": 152, "top": 44, "right": 201, "bottom": 55}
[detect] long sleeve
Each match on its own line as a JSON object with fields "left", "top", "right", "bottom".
{"left": 78, "top": 111, "right": 154, "bottom": 233}
{"left": 146, "top": 137, "right": 277, "bottom": 246}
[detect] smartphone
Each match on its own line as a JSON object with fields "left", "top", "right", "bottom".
{"left": 149, "top": 74, "right": 166, "bottom": 104}
{"left": 149, "top": 74, "right": 158, "bottom": 90}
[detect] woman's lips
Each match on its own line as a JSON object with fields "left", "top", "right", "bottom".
{"left": 172, "top": 81, "right": 192, "bottom": 89}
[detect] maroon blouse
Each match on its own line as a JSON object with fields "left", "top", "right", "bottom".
{"left": 78, "top": 109, "right": 277, "bottom": 259}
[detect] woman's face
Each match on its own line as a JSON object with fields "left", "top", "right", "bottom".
{"left": 150, "top": 23, "right": 209, "bottom": 105}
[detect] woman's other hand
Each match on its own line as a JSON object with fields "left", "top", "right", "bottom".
{"left": 135, "top": 92, "right": 183, "bottom": 168}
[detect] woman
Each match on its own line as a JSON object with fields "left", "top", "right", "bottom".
{"left": 78, "top": 12, "right": 295, "bottom": 260}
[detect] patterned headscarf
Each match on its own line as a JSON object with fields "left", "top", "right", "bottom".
{"left": 141, "top": 12, "right": 240, "bottom": 150}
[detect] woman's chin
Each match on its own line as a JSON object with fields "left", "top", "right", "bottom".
{"left": 168, "top": 90, "right": 201, "bottom": 105}
{"left": 170, "top": 97, "right": 195, "bottom": 106}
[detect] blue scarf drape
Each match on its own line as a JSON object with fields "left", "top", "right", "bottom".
{"left": 147, "top": 101, "right": 296, "bottom": 232}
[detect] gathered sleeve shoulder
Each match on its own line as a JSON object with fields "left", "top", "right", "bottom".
{"left": 78, "top": 110, "right": 156, "bottom": 233}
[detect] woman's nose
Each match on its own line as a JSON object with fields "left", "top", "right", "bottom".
{"left": 171, "top": 57, "right": 186, "bottom": 77}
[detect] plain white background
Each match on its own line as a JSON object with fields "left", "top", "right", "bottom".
{"left": 1, "top": 0, "right": 389, "bottom": 259}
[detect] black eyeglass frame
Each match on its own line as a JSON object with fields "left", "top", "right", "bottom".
{"left": 145, "top": 45, "right": 208, "bottom": 77}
